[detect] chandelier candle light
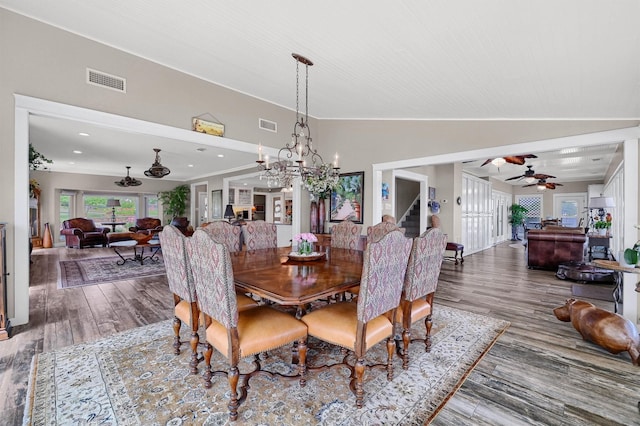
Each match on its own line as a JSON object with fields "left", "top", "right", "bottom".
{"left": 257, "top": 53, "right": 340, "bottom": 191}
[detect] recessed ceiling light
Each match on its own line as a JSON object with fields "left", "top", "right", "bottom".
{"left": 217, "top": 154, "right": 224, "bottom": 158}
{"left": 68, "top": 161, "right": 75, "bottom": 165}
{"left": 78, "top": 132, "right": 90, "bottom": 137}
{"left": 188, "top": 164, "right": 194, "bottom": 168}
{"left": 243, "top": 182, "right": 248, "bottom": 186}
{"left": 73, "top": 150, "right": 82, "bottom": 154}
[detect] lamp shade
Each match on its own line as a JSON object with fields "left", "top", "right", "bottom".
{"left": 224, "top": 204, "right": 235, "bottom": 220}
{"left": 589, "top": 197, "right": 615, "bottom": 208}
{"left": 106, "top": 199, "right": 121, "bottom": 208}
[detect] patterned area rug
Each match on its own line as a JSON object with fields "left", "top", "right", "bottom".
{"left": 23, "top": 305, "right": 509, "bottom": 425}
{"left": 58, "top": 255, "right": 166, "bottom": 288}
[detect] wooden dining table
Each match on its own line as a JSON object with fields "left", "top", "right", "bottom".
{"left": 230, "top": 246, "right": 364, "bottom": 317}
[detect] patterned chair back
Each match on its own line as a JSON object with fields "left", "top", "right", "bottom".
{"left": 403, "top": 227, "right": 447, "bottom": 302}
{"left": 241, "top": 220, "right": 277, "bottom": 250}
{"left": 188, "top": 230, "right": 239, "bottom": 329}
{"left": 331, "top": 220, "right": 362, "bottom": 250}
{"left": 357, "top": 224, "right": 412, "bottom": 322}
{"left": 366, "top": 221, "right": 404, "bottom": 243}
{"left": 201, "top": 221, "right": 242, "bottom": 252}
{"left": 158, "top": 225, "right": 196, "bottom": 303}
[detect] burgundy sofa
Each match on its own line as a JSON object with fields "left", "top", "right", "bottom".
{"left": 526, "top": 228, "right": 587, "bottom": 270}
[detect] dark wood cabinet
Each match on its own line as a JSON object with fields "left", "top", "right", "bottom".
{"left": 0, "top": 223, "right": 10, "bottom": 340}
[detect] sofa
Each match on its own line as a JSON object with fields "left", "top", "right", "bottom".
{"left": 60, "top": 218, "right": 109, "bottom": 249}
{"left": 526, "top": 227, "right": 587, "bottom": 270}
{"left": 129, "top": 217, "right": 163, "bottom": 236}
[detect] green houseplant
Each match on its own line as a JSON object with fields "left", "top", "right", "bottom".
{"left": 508, "top": 204, "right": 529, "bottom": 241}
{"left": 159, "top": 185, "right": 190, "bottom": 221}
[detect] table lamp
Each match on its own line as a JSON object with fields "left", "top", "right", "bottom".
{"left": 224, "top": 204, "right": 235, "bottom": 222}
{"left": 106, "top": 199, "right": 121, "bottom": 222}
{"left": 589, "top": 196, "right": 615, "bottom": 221}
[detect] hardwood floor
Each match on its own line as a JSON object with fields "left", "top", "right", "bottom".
{"left": 1, "top": 243, "right": 638, "bottom": 425}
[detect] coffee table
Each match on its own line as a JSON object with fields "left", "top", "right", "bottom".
{"left": 110, "top": 240, "right": 161, "bottom": 265}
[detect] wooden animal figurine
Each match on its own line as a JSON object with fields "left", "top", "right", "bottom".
{"left": 554, "top": 298, "right": 640, "bottom": 365}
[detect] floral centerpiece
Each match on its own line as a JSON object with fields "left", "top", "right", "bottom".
{"left": 302, "top": 163, "right": 339, "bottom": 201}
{"left": 293, "top": 232, "right": 318, "bottom": 255}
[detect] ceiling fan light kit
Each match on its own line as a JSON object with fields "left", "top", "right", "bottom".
{"left": 115, "top": 166, "right": 142, "bottom": 187}
{"left": 144, "top": 148, "right": 171, "bottom": 178}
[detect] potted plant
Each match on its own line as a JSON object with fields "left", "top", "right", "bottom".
{"left": 508, "top": 204, "right": 529, "bottom": 241}
{"left": 593, "top": 220, "right": 611, "bottom": 236}
{"left": 159, "top": 185, "right": 190, "bottom": 222}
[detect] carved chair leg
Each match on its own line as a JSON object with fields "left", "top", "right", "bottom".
{"left": 297, "top": 337, "right": 307, "bottom": 387}
{"left": 354, "top": 358, "right": 366, "bottom": 408}
{"left": 402, "top": 327, "right": 411, "bottom": 370}
{"left": 425, "top": 314, "right": 433, "bottom": 352}
{"left": 172, "top": 317, "right": 181, "bottom": 355}
{"left": 203, "top": 343, "right": 213, "bottom": 389}
{"left": 189, "top": 331, "right": 199, "bottom": 374}
{"left": 228, "top": 366, "right": 240, "bottom": 421}
{"left": 386, "top": 337, "right": 395, "bottom": 381}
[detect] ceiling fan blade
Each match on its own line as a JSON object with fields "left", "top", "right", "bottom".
{"left": 505, "top": 175, "right": 524, "bottom": 181}
{"left": 532, "top": 173, "right": 556, "bottom": 180}
{"left": 480, "top": 159, "right": 493, "bottom": 167}
{"left": 522, "top": 183, "right": 536, "bottom": 188}
{"left": 504, "top": 154, "right": 538, "bottom": 165}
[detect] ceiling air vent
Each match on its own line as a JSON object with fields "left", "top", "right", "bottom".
{"left": 86, "top": 68, "right": 126, "bottom": 93}
{"left": 258, "top": 118, "right": 277, "bottom": 133}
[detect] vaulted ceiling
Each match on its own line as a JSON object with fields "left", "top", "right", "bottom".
{"left": 6, "top": 1, "right": 640, "bottom": 184}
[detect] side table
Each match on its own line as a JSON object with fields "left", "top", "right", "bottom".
{"left": 593, "top": 260, "right": 640, "bottom": 314}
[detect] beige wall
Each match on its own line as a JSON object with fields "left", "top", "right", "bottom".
{"left": 2, "top": 9, "right": 639, "bottom": 325}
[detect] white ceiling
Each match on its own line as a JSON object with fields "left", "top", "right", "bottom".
{"left": 8, "top": 1, "right": 639, "bottom": 185}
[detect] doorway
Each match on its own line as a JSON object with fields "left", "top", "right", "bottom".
{"left": 553, "top": 193, "right": 587, "bottom": 228}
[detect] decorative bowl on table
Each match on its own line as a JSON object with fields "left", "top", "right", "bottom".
{"left": 130, "top": 233, "right": 153, "bottom": 245}
{"left": 287, "top": 251, "right": 326, "bottom": 262}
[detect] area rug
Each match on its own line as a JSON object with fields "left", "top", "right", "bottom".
{"left": 58, "top": 255, "right": 166, "bottom": 288}
{"left": 23, "top": 305, "right": 509, "bottom": 425}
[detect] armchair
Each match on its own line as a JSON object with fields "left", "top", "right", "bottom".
{"left": 170, "top": 217, "right": 194, "bottom": 237}
{"left": 129, "top": 217, "right": 163, "bottom": 236}
{"left": 60, "top": 218, "right": 109, "bottom": 249}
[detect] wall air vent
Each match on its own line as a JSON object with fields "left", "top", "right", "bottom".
{"left": 86, "top": 68, "right": 126, "bottom": 93}
{"left": 258, "top": 118, "right": 277, "bottom": 133}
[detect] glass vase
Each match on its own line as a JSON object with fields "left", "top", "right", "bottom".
{"left": 298, "top": 240, "right": 313, "bottom": 255}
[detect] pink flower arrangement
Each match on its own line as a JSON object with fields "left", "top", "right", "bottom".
{"left": 293, "top": 233, "right": 318, "bottom": 244}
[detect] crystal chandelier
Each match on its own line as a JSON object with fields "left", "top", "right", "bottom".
{"left": 144, "top": 148, "right": 171, "bottom": 178}
{"left": 114, "top": 166, "right": 142, "bottom": 187}
{"left": 257, "top": 53, "right": 339, "bottom": 189}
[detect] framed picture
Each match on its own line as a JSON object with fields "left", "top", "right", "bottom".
{"left": 330, "top": 171, "right": 364, "bottom": 224}
{"left": 192, "top": 117, "right": 224, "bottom": 137}
{"left": 238, "top": 188, "right": 252, "bottom": 205}
{"left": 429, "top": 186, "right": 436, "bottom": 200}
{"left": 211, "top": 189, "right": 222, "bottom": 219}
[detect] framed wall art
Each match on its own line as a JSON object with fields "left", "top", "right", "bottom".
{"left": 330, "top": 171, "right": 364, "bottom": 224}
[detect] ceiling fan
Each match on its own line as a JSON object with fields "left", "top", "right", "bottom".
{"left": 523, "top": 178, "right": 563, "bottom": 190}
{"left": 481, "top": 154, "right": 538, "bottom": 167}
{"left": 505, "top": 165, "right": 556, "bottom": 182}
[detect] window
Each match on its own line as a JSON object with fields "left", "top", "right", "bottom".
{"left": 58, "top": 192, "right": 75, "bottom": 241}
{"left": 81, "top": 193, "right": 156, "bottom": 232}
{"left": 516, "top": 195, "right": 543, "bottom": 228}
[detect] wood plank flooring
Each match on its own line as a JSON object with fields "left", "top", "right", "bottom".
{"left": 1, "top": 243, "right": 638, "bottom": 425}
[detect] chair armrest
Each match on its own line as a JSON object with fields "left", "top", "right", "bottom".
{"left": 129, "top": 226, "right": 139, "bottom": 232}
{"left": 60, "top": 228, "right": 83, "bottom": 237}
{"left": 97, "top": 227, "right": 110, "bottom": 235}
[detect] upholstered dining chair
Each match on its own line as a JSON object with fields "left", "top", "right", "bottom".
{"left": 241, "top": 220, "right": 277, "bottom": 250}
{"left": 301, "top": 223, "right": 412, "bottom": 408}
{"left": 158, "top": 225, "right": 201, "bottom": 374}
{"left": 331, "top": 220, "right": 363, "bottom": 250}
{"left": 200, "top": 220, "right": 242, "bottom": 252}
{"left": 398, "top": 227, "right": 447, "bottom": 369}
{"left": 187, "top": 229, "right": 308, "bottom": 421}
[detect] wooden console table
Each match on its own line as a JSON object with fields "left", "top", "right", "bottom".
{"left": 593, "top": 260, "right": 640, "bottom": 314}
